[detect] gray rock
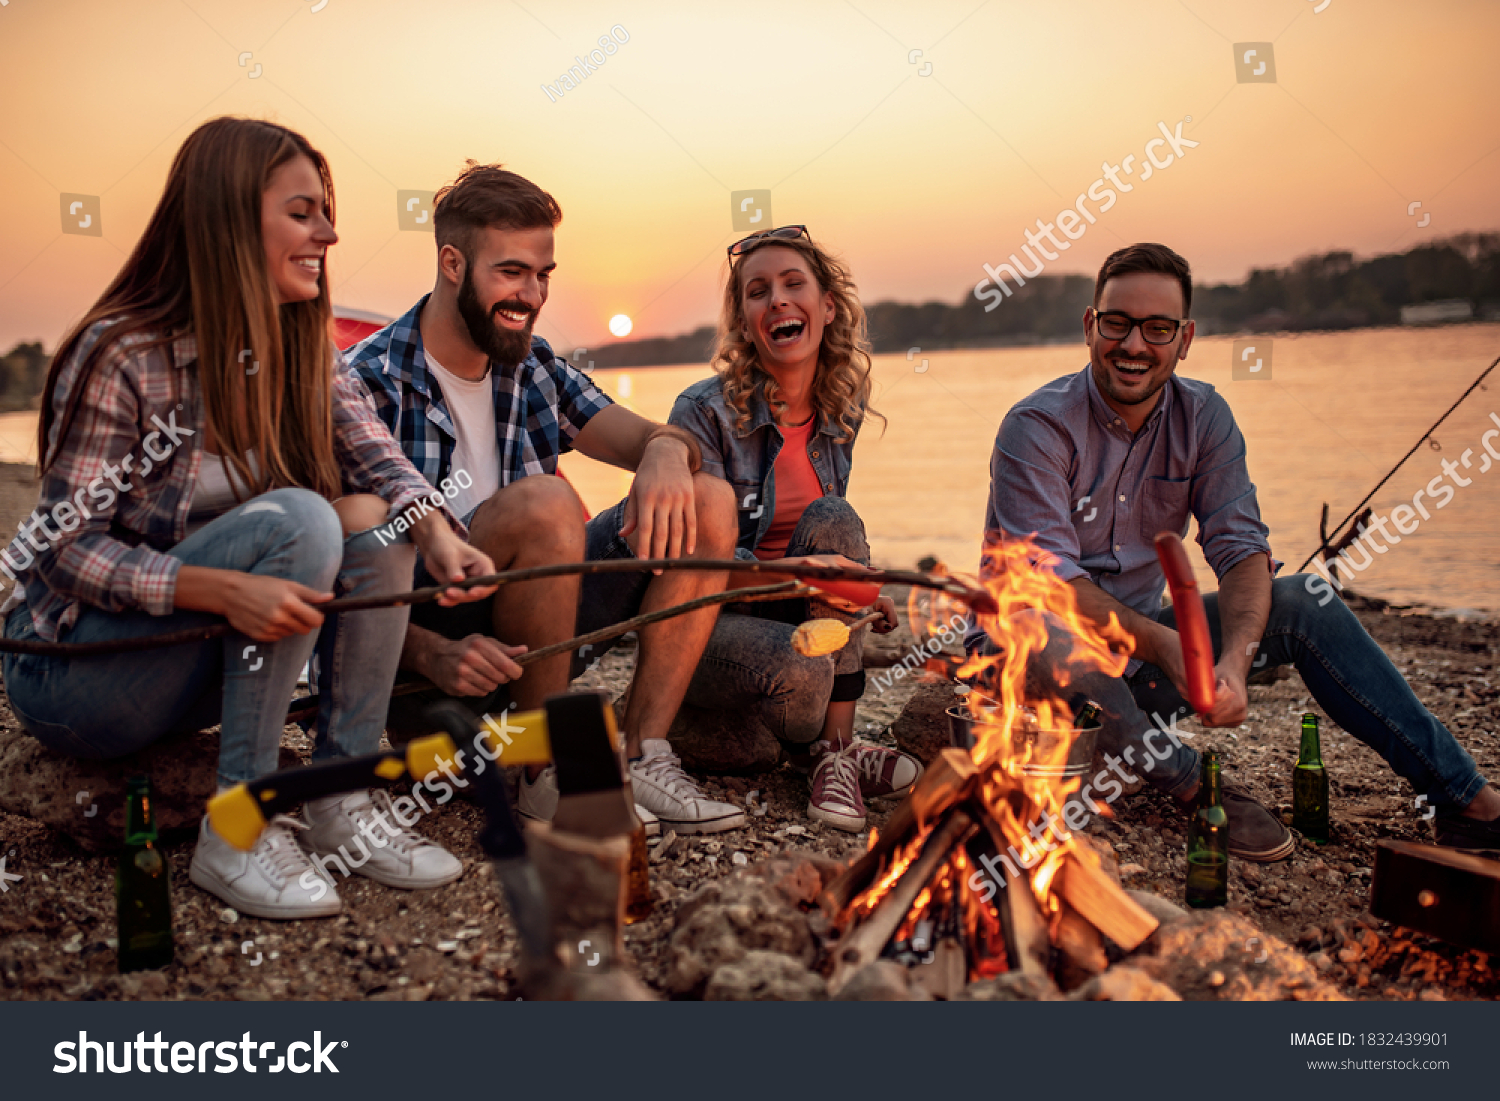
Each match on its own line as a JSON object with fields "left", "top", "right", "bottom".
{"left": 835, "top": 960, "right": 932, "bottom": 1001}
{"left": 1130, "top": 910, "right": 1345, "bottom": 1001}
{"left": 665, "top": 864, "right": 818, "bottom": 996}
{"left": 1070, "top": 965, "right": 1181, "bottom": 1001}
{"left": 1125, "top": 889, "right": 1190, "bottom": 927}
{"left": 704, "top": 951, "right": 827, "bottom": 1001}
{"left": 666, "top": 703, "right": 781, "bottom": 774}
{"left": 958, "top": 972, "right": 1065, "bottom": 1001}
{"left": 0, "top": 719, "right": 301, "bottom": 853}
{"left": 890, "top": 679, "right": 957, "bottom": 766}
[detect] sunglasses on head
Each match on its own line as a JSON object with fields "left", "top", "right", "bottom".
{"left": 727, "top": 224, "right": 809, "bottom": 259}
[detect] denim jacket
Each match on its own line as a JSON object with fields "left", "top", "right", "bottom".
{"left": 669, "top": 375, "right": 859, "bottom": 560}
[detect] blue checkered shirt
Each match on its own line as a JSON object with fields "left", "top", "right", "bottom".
{"left": 346, "top": 295, "right": 613, "bottom": 488}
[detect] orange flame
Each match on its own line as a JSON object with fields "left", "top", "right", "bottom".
{"left": 842, "top": 535, "right": 1134, "bottom": 979}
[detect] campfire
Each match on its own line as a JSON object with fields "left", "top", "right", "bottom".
{"left": 821, "top": 539, "right": 1160, "bottom": 997}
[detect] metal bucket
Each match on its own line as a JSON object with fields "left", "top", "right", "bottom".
{"left": 945, "top": 704, "right": 1099, "bottom": 778}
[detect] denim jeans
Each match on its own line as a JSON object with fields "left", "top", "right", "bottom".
{"left": 681, "top": 496, "right": 871, "bottom": 746}
{"left": 1023, "top": 574, "right": 1487, "bottom": 809}
{"left": 2, "top": 488, "right": 415, "bottom": 787}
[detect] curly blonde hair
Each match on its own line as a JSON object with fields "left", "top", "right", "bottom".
{"left": 712, "top": 233, "right": 883, "bottom": 445}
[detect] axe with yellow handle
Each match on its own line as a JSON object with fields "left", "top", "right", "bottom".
{"left": 207, "top": 691, "right": 620, "bottom": 851}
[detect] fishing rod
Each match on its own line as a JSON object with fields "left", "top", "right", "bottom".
{"left": 0, "top": 558, "right": 998, "bottom": 657}
{"left": 1297, "top": 349, "right": 1500, "bottom": 573}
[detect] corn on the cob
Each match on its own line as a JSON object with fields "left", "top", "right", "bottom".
{"left": 791, "top": 617, "right": 851, "bottom": 657}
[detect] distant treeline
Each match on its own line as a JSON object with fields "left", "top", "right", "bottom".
{"left": 7, "top": 236, "right": 1497, "bottom": 386}
{"left": 580, "top": 232, "right": 1500, "bottom": 368}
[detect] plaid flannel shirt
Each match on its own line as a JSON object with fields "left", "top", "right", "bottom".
{"left": 0, "top": 320, "right": 458, "bottom": 642}
{"left": 344, "top": 295, "right": 613, "bottom": 489}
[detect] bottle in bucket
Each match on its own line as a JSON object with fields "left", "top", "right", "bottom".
{"left": 1185, "top": 749, "right": 1229, "bottom": 909}
{"left": 1292, "top": 712, "right": 1329, "bottom": 844}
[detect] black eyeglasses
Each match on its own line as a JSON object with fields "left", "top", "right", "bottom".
{"left": 1090, "top": 309, "right": 1185, "bottom": 345}
{"left": 728, "top": 224, "right": 809, "bottom": 259}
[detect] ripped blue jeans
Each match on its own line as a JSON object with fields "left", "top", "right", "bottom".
{"left": 2, "top": 488, "right": 414, "bottom": 787}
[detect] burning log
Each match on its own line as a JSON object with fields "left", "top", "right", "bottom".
{"left": 998, "top": 860, "right": 1051, "bottom": 979}
{"left": 818, "top": 536, "right": 1163, "bottom": 997}
{"left": 822, "top": 748, "right": 977, "bottom": 915}
{"left": 911, "top": 938, "right": 968, "bottom": 1001}
{"left": 1053, "top": 901, "right": 1108, "bottom": 989}
{"left": 827, "top": 810, "right": 975, "bottom": 996}
{"left": 1056, "top": 850, "right": 1158, "bottom": 952}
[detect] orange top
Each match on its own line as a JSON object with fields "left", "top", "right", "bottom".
{"left": 753, "top": 418, "right": 822, "bottom": 561}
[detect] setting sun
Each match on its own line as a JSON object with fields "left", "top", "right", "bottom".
{"left": 608, "top": 314, "right": 633, "bottom": 338}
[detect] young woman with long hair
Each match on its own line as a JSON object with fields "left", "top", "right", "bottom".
{"left": 668, "top": 226, "right": 922, "bottom": 831}
{"left": 0, "top": 117, "right": 496, "bottom": 919}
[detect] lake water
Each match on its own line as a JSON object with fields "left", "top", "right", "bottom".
{"left": 3, "top": 324, "right": 1496, "bottom": 614}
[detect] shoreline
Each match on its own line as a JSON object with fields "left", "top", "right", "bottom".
{"left": 0, "top": 457, "right": 1495, "bottom": 622}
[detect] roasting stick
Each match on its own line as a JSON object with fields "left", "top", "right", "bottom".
{"left": 0, "top": 559, "right": 996, "bottom": 658}
{"left": 283, "top": 582, "right": 809, "bottom": 724}
{"left": 1152, "top": 531, "right": 1218, "bottom": 715}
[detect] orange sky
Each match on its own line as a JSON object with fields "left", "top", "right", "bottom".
{"left": 1, "top": 0, "right": 1497, "bottom": 353}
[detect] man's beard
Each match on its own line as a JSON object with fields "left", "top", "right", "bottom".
{"left": 457, "top": 267, "right": 535, "bottom": 372}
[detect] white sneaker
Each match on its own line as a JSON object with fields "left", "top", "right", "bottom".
{"left": 301, "top": 789, "right": 463, "bottom": 890}
{"left": 519, "top": 764, "right": 659, "bottom": 837}
{"left": 516, "top": 765, "right": 560, "bottom": 822}
{"left": 188, "top": 815, "right": 341, "bottom": 920}
{"left": 630, "top": 739, "right": 747, "bottom": 835}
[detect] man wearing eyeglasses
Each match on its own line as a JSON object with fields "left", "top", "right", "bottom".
{"left": 978, "top": 242, "right": 1500, "bottom": 860}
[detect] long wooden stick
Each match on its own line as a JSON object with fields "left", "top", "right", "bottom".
{"left": 514, "top": 581, "right": 806, "bottom": 666}
{"left": 0, "top": 559, "right": 995, "bottom": 657}
{"left": 282, "top": 582, "right": 809, "bottom": 723}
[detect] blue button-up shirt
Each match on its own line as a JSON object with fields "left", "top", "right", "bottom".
{"left": 346, "top": 295, "right": 612, "bottom": 488}
{"left": 980, "top": 366, "right": 1276, "bottom": 667}
{"left": 669, "top": 376, "right": 858, "bottom": 560}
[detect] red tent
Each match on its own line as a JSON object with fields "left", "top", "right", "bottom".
{"left": 332, "top": 305, "right": 394, "bottom": 351}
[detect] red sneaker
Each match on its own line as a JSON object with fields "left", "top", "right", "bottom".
{"left": 852, "top": 744, "right": 923, "bottom": 800}
{"left": 808, "top": 745, "right": 866, "bottom": 832}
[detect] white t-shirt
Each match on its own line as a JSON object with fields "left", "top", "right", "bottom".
{"left": 186, "top": 451, "right": 259, "bottom": 536}
{"left": 425, "top": 350, "right": 501, "bottom": 518}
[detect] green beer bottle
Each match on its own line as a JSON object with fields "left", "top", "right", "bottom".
{"left": 116, "top": 776, "right": 174, "bottom": 972}
{"left": 1292, "top": 712, "right": 1329, "bottom": 844}
{"left": 1185, "top": 749, "right": 1229, "bottom": 909}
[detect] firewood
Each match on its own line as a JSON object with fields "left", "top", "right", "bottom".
{"left": 1000, "top": 867, "right": 1051, "bottom": 979}
{"left": 822, "top": 748, "right": 978, "bottom": 914}
{"left": 1056, "top": 849, "right": 1158, "bottom": 952}
{"left": 1371, "top": 840, "right": 1500, "bottom": 954}
{"left": 827, "top": 811, "right": 975, "bottom": 995}
{"left": 1053, "top": 899, "right": 1108, "bottom": 991}
{"left": 911, "top": 938, "right": 968, "bottom": 1000}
